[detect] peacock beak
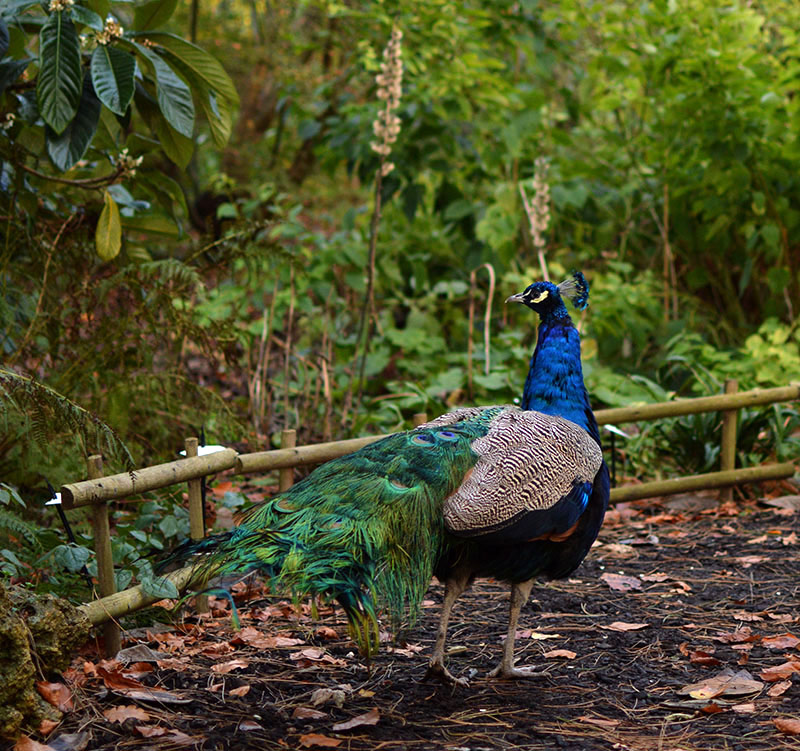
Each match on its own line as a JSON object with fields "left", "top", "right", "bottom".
{"left": 505, "top": 292, "right": 526, "bottom": 304}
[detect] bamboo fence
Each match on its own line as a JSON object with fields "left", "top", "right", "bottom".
{"left": 70, "top": 382, "right": 799, "bottom": 649}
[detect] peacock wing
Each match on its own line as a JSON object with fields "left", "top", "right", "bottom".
{"left": 440, "top": 408, "right": 603, "bottom": 543}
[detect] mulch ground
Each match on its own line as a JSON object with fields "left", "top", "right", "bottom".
{"left": 22, "top": 493, "right": 800, "bottom": 751}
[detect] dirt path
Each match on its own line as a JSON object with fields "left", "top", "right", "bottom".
{"left": 25, "top": 495, "right": 800, "bottom": 751}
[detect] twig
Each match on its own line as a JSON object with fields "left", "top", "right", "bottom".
{"left": 17, "top": 162, "right": 125, "bottom": 189}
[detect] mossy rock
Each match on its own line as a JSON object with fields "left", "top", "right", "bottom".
{"left": 0, "top": 582, "right": 91, "bottom": 739}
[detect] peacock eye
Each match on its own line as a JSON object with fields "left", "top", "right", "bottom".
{"left": 437, "top": 430, "right": 458, "bottom": 441}
{"left": 411, "top": 434, "right": 433, "bottom": 446}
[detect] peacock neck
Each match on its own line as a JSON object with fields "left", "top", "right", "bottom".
{"left": 520, "top": 317, "right": 601, "bottom": 446}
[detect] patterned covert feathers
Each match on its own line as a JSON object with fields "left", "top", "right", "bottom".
{"left": 162, "top": 271, "right": 609, "bottom": 672}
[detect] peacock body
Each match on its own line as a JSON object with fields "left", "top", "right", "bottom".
{"left": 164, "top": 272, "right": 610, "bottom": 683}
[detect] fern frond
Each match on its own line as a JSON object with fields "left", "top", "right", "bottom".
{"left": 0, "top": 508, "right": 40, "bottom": 548}
{"left": 0, "top": 369, "right": 134, "bottom": 469}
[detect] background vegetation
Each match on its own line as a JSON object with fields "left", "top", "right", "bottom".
{"left": 1, "top": 0, "right": 798, "bottom": 599}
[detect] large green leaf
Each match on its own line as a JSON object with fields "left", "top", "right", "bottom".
{"left": 91, "top": 45, "right": 135, "bottom": 115}
{"left": 133, "top": 0, "right": 178, "bottom": 31}
{"left": 1, "top": 0, "right": 41, "bottom": 18}
{"left": 139, "top": 32, "right": 240, "bottom": 107}
{"left": 155, "top": 114, "right": 193, "bottom": 167}
{"left": 132, "top": 41, "right": 195, "bottom": 137}
{"left": 96, "top": 189, "right": 122, "bottom": 260}
{"left": 138, "top": 170, "right": 189, "bottom": 217}
{"left": 36, "top": 10, "right": 82, "bottom": 135}
{"left": 85, "top": 0, "right": 111, "bottom": 21}
{"left": 140, "top": 574, "right": 179, "bottom": 600}
{"left": 70, "top": 5, "right": 104, "bottom": 31}
{"left": 46, "top": 73, "right": 101, "bottom": 171}
{"left": 121, "top": 214, "right": 180, "bottom": 237}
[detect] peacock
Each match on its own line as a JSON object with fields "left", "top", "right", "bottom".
{"left": 162, "top": 271, "right": 610, "bottom": 685}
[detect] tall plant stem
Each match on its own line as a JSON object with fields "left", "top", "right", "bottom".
{"left": 352, "top": 163, "right": 384, "bottom": 414}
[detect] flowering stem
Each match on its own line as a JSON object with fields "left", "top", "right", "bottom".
{"left": 354, "top": 162, "right": 384, "bottom": 409}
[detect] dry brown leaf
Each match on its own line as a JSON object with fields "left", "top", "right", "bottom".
{"left": 229, "top": 685, "right": 251, "bottom": 697}
{"left": 211, "top": 658, "right": 250, "bottom": 674}
{"left": 715, "top": 627, "right": 758, "bottom": 644}
{"left": 733, "top": 555, "right": 767, "bottom": 568}
{"left": 332, "top": 708, "right": 380, "bottom": 731}
{"left": 774, "top": 718, "right": 800, "bottom": 735}
{"left": 543, "top": 649, "right": 577, "bottom": 659}
{"left": 678, "top": 668, "right": 763, "bottom": 699}
{"left": 700, "top": 703, "right": 724, "bottom": 714}
{"left": 690, "top": 650, "right": 721, "bottom": 667}
{"left": 298, "top": 733, "right": 342, "bottom": 748}
{"left": 292, "top": 707, "right": 327, "bottom": 720}
{"left": 781, "top": 531, "right": 798, "bottom": 545}
{"left": 747, "top": 535, "right": 769, "bottom": 545}
{"left": 731, "top": 702, "right": 755, "bottom": 714}
{"left": 103, "top": 705, "right": 150, "bottom": 724}
{"left": 600, "top": 543, "right": 638, "bottom": 559}
{"left": 97, "top": 666, "right": 144, "bottom": 690}
{"left": 238, "top": 720, "right": 262, "bottom": 731}
{"left": 761, "top": 633, "right": 800, "bottom": 650}
{"left": 315, "top": 626, "right": 339, "bottom": 640}
{"left": 759, "top": 661, "right": 800, "bottom": 682}
{"left": 37, "top": 719, "right": 59, "bottom": 737}
{"left": 640, "top": 572, "right": 670, "bottom": 582}
{"left": 310, "top": 688, "right": 346, "bottom": 708}
{"left": 767, "top": 613, "right": 795, "bottom": 623}
{"left": 13, "top": 736, "right": 52, "bottom": 751}
{"left": 134, "top": 726, "right": 167, "bottom": 738}
{"left": 601, "top": 621, "right": 649, "bottom": 632}
{"left": 731, "top": 611, "right": 764, "bottom": 623}
{"left": 600, "top": 572, "right": 642, "bottom": 592}
{"left": 35, "top": 682, "right": 73, "bottom": 713}
{"left": 768, "top": 680, "right": 793, "bottom": 698}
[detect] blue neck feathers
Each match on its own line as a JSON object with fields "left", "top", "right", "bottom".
{"left": 521, "top": 314, "right": 601, "bottom": 446}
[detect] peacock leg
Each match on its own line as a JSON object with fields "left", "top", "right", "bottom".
{"left": 425, "top": 569, "right": 471, "bottom": 686}
{"left": 487, "top": 579, "right": 547, "bottom": 680}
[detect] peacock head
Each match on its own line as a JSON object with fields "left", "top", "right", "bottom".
{"left": 506, "top": 271, "right": 589, "bottom": 318}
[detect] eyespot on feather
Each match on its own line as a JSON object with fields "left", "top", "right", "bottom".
{"left": 437, "top": 430, "right": 459, "bottom": 442}
{"left": 411, "top": 434, "right": 434, "bottom": 446}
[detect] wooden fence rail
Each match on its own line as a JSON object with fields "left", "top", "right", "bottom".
{"left": 66, "top": 382, "right": 799, "bottom": 648}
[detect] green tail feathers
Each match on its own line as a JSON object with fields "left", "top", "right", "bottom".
{"left": 163, "top": 420, "right": 493, "bottom": 655}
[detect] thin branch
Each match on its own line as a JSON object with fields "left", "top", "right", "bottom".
{"left": 17, "top": 162, "right": 125, "bottom": 189}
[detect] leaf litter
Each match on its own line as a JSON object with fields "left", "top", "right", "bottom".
{"left": 35, "top": 493, "right": 800, "bottom": 750}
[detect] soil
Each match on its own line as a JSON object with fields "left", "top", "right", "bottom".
{"left": 17, "top": 493, "right": 800, "bottom": 751}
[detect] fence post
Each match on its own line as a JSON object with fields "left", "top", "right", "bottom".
{"left": 184, "top": 437, "right": 208, "bottom": 614}
{"left": 88, "top": 454, "right": 121, "bottom": 656}
{"left": 279, "top": 429, "right": 296, "bottom": 491}
{"left": 720, "top": 379, "right": 739, "bottom": 502}
{"left": 412, "top": 413, "right": 428, "bottom": 427}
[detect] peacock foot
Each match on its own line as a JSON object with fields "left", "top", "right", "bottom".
{"left": 425, "top": 659, "right": 470, "bottom": 687}
{"left": 487, "top": 662, "right": 548, "bottom": 680}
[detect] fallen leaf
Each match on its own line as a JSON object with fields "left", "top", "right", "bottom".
{"left": 211, "top": 658, "right": 250, "bottom": 674}
{"left": 310, "top": 688, "right": 346, "bottom": 708}
{"left": 332, "top": 708, "right": 380, "bottom": 731}
{"left": 731, "top": 702, "right": 756, "bottom": 714}
{"left": 690, "top": 650, "right": 721, "bottom": 667}
{"left": 134, "top": 726, "right": 167, "bottom": 738}
{"left": 13, "top": 737, "right": 53, "bottom": 751}
{"left": 715, "top": 628, "right": 758, "bottom": 644}
{"left": 678, "top": 668, "right": 763, "bottom": 699}
{"left": 774, "top": 718, "right": 800, "bottom": 735}
{"left": 517, "top": 630, "right": 562, "bottom": 640}
{"left": 700, "top": 703, "right": 724, "bottom": 714}
{"left": 601, "top": 622, "right": 649, "bottom": 632}
{"left": 299, "top": 733, "right": 342, "bottom": 748}
{"left": 37, "top": 719, "right": 59, "bottom": 736}
{"left": 600, "top": 572, "right": 642, "bottom": 592}
{"left": 315, "top": 627, "right": 339, "bottom": 640}
{"left": 782, "top": 532, "right": 798, "bottom": 546}
{"left": 768, "top": 680, "right": 793, "bottom": 698}
{"left": 238, "top": 720, "right": 262, "bottom": 731}
{"left": 229, "top": 685, "right": 251, "bottom": 697}
{"left": 762, "top": 633, "right": 800, "bottom": 650}
{"left": 759, "top": 661, "right": 800, "bottom": 682}
{"left": 731, "top": 611, "right": 764, "bottom": 623}
{"left": 292, "top": 707, "right": 327, "bottom": 720}
{"left": 103, "top": 705, "right": 150, "bottom": 724}
{"left": 640, "top": 572, "right": 670, "bottom": 582}
{"left": 600, "top": 543, "right": 638, "bottom": 559}
{"left": 35, "top": 682, "right": 73, "bottom": 712}
{"left": 767, "top": 613, "right": 795, "bottom": 623}
{"left": 97, "top": 666, "right": 144, "bottom": 690}
{"left": 761, "top": 494, "right": 800, "bottom": 510}
{"left": 543, "top": 649, "right": 577, "bottom": 659}
{"left": 747, "top": 535, "right": 769, "bottom": 545}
